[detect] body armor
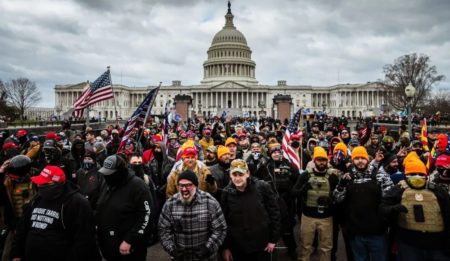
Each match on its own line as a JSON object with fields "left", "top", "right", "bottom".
{"left": 306, "top": 172, "right": 330, "bottom": 208}
{"left": 398, "top": 187, "right": 444, "bottom": 232}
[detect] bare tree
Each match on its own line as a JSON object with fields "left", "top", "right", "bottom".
{"left": 383, "top": 53, "right": 445, "bottom": 111}
{"left": 4, "top": 78, "right": 41, "bottom": 120}
{"left": 422, "top": 90, "right": 450, "bottom": 115}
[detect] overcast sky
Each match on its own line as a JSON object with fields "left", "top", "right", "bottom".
{"left": 1, "top": 0, "right": 449, "bottom": 107}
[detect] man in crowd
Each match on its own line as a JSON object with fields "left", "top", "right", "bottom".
{"left": 96, "top": 155, "right": 153, "bottom": 261}
{"left": 333, "top": 146, "right": 387, "bottom": 261}
{"left": 166, "top": 146, "right": 217, "bottom": 198}
{"left": 158, "top": 170, "right": 227, "bottom": 260}
{"left": 205, "top": 145, "right": 218, "bottom": 167}
{"left": 381, "top": 156, "right": 450, "bottom": 261}
{"left": 294, "top": 147, "right": 339, "bottom": 261}
{"left": 221, "top": 159, "right": 280, "bottom": 261}
{"left": 11, "top": 165, "right": 99, "bottom": 261}
{"left": 266, "top": 143, "right": 298, "bottom": 259}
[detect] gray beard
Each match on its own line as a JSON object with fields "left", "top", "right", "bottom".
{"left": 180, "top": 190, "right": 196, "bottom": 205}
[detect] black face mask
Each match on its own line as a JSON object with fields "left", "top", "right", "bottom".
{"left": 39, "top": 183, "right": 65, "bottom": 201}
{"left": 154, "top": 150, "right": 163, "bottom": 161}
{"left": 104, "top": 170, "right": 126, "bottom": 187}
{"left": 291, "top": 141, "right": 300, "bottom": 148}
{"left": 83, "top": 159, "right": 95, "bottom": 170}
{"left": 131, "top": 164, "right": 144, "bottom": 177}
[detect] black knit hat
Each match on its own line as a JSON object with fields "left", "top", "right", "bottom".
{"left": 178, "top": 170, "right": 199, "bottom": 187}
{"left": 382, "top": 153, "right": 398, "bottom": 168}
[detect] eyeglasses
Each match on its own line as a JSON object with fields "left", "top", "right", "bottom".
{"left": 177, "top": 183, "right": 194, "bottom": 189}
{"left": 231, "top": 172, "right": 245, "bottom": 177}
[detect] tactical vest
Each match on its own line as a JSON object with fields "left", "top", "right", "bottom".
{"left": 306, "top": 172, "right": 330, "bottom": 208}
{"left": 9, "top": 181, "right": 34, "bottom": 218}
{"left": 398, "top": 187, "right": 444, "bottom": 233}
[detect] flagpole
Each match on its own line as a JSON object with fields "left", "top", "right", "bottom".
{"left": 135, "top": 82, "right": 162, "bottom": 147}
{"left": 299, "top": 107, "right": 304, "bottom": 171}
{"left": 85, "top": 80, "right": 90, "bottom": 127}
{"left": 107, "top": 66, "right": 119, "bottom": 126}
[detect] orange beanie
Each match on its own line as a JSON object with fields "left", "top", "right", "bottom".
{"left": 217, "top": 145, "right": 230, "bottom": 158}
{"left": 404, "top": 158, "right": 427, "bottom": 175}
{"left": 313, "top": 147, "right": 328, "bottom": 160}
{"left": 333, "top": 142, "right": 348, "bottom": 157}
{"left": 351, "top": 146, "right": 369, "bottom": 160}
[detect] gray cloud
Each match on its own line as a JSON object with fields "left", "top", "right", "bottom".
{"left": 0, "top": 0, "right": 449, "bottom": 107}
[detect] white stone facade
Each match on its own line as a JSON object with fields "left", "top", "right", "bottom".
{"left": 55, "top": 3, "right": 390, "bottom": 120}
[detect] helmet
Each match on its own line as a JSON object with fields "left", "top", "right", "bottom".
{"left": 8, "top": 155, "right": 31, "bottom": 176}
{"left": 169, "top": 133, "right": 178, "bottom": 140}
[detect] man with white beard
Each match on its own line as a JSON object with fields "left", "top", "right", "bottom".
{"left": 158, "top": 170, "right": 227, "bottom": 261}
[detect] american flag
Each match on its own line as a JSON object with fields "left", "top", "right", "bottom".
{"left": 119, "top": 87, "right": 160, "bottom": 151}
{"left": 73, "top": 69, "right": 114, "bottom": 118}
{"left": 282, "top": 109, "right": 302, "bottom": 171}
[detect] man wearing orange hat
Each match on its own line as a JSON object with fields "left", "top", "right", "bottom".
{"left": 225, "top": 137, "right": 240, "bottom": 160}
{"left": 166, "top": 146, "right": 217, "bottom": 198}
{"left": 293, "top": 147, "right": 339, "bottom": 261}
{"left": 333, "top": 146, "right": 388, "bottom": 261}
{"left": 381, "top": 155, "right": 450, "bottom": 261}
{"left": 11, "top": 166, "right": 99, "bottom": 260}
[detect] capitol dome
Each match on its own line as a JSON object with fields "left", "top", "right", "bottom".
{"left": 201, "top": 1, "right": 257, "bottom": 85}
{"left": 212, "top": 26, "right": 247, "bottom": 45}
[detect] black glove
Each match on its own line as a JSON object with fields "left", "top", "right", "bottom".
{"left": 339, "top": 177, "right": 351, "bottom": 188}
{"left": 205, "top": 175, "right": 215, "bottom": 185}
{"left": 392, "top": 204, "right": 408, "bottom": 214}
{"left": 195, "top": 245, "right": 211, "bottom": 259}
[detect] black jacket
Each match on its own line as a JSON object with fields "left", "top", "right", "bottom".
{"left": 11, "top": 182, "right": 100, "bottom": 261}
{"left": 95, "top": 172, "right": 153, "bottom": 260}
{"left": 76, "top": 167, "right": 104, "bottom": 210}
{"left": 221, "top": 177, "right": 281, "bottom": 253}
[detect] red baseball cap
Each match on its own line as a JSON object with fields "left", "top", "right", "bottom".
{"left": 182, "top": 147, "right": 197, "bottom": 158}
{"left": 31, "top": 166, "right": 66, "bottom": 185}
{"left": 435, "top": 154, "right": 450, "bottom": 168}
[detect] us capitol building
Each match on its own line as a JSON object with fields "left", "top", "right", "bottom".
{"left": 55, "top": 2, "right": 389, "bottom": 121}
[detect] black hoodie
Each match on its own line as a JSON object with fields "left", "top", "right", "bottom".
{"left": 11, "top": 182, "right": 100, "bottom": 261}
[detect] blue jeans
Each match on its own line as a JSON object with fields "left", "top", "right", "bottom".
{"left": 349, "top": 235, "right": 387, "bottom": 261}
{"left": 398, "top": 241, "right": 450, "bottom": 261}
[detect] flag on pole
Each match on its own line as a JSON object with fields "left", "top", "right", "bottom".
{"left": 420, "top": 118, "right": 430, "bottom": 152}
{"left": 161, "top": 101, "right": 171, "bottom": 147}
{"left": 282, "top": 109, "right": 302, "bottom": 171}
{"left": 119, "top": 87, "right": 160, "bottom": 150}
{"left": 73, "top": 69, "right": 114, "bottom": 118}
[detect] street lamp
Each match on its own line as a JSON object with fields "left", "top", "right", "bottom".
{"left": 405, "top": 82, "right": 416, "bottom": 138}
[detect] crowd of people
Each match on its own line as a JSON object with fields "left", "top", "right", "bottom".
{"left": 0, "top": 114, "right": 449, "bottom": 261}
